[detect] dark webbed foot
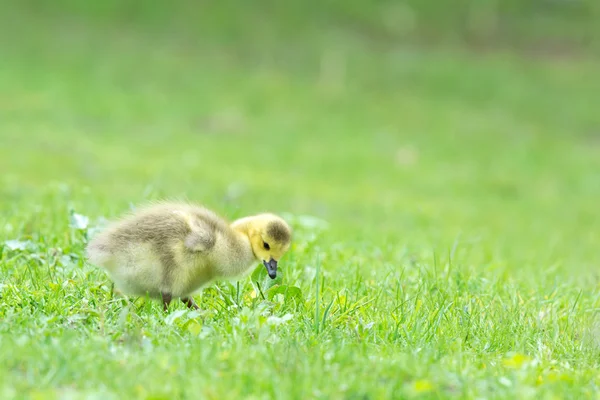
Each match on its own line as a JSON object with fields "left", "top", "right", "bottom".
{"left": 181, "top": 297, "right": 200, "bottom": 310}
{"left": 161, "top": 292, "right": 172, "bottom": 312}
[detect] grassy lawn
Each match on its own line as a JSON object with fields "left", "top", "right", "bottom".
{"left": 1, "top": 3, "right": 600, "bottom": 399}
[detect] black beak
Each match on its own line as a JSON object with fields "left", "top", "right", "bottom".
{"left": 263, "top": 258, "right": 278, "bottom": 279}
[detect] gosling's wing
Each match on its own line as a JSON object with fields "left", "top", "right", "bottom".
{"left": 182, "top": 214, "right": 217, "bottom": 252}
{"left": 90, "top": 203, "right": 221, "bottom": 255}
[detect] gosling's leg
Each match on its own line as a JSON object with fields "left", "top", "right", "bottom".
{"left": 161, "top": 292, "right": 172, "bottom": 312}
{"left": 181, "top": 297, "right": 200, "bottom": 310}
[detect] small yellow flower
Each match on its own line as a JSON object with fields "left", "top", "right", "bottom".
{"left": 546, "top": 372, "right": 573, "bottom": 383}
{"left": 413, "top": 379, "right": 434, "bottom": 393}
{"left": 187, "top": 321, "right": 202, "bottom": 336}
{"left": 502, "top": 353, "right": 531, "bottom": 369}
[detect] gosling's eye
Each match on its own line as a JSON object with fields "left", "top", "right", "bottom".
{"left": 263, "top": 242, "right": 270, "bottom": 250}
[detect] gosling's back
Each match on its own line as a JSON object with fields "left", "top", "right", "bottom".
{"left": 86, "top": 203, "right": 244, "bottom": 298}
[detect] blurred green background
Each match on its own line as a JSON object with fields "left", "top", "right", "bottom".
{"left": 1, "top": 1, "right": 600, "bottom": 398}
{"left": 2, "top": 0, "right": 599, "bottom": 269}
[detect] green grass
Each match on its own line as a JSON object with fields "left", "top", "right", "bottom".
{"left": 2, "top": 4, "right": 600, "bottom": 399}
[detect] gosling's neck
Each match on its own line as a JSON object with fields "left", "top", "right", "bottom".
{"left": 230, "top": 217, "right": 254, "bottom": 237}
{"left": 230, "top": 217, "right": 258, "bottom": 260}
{"left": 206, "top": 219, "right": 256, "bottom": 278}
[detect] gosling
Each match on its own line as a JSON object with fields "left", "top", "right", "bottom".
{"left": 86, "top": 202, "right": 292, "bottom": 311}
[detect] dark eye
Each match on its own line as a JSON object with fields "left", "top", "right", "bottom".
{"left": 263, "top": 242, "right": 270, "bottom": 250}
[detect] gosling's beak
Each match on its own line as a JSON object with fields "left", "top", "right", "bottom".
{"left": 263, "top": 258, "right": 278, "bottom": 279}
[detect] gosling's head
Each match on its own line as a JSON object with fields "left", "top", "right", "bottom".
{"left": 233, "top": 213, "right": 292, "bottom": 279}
